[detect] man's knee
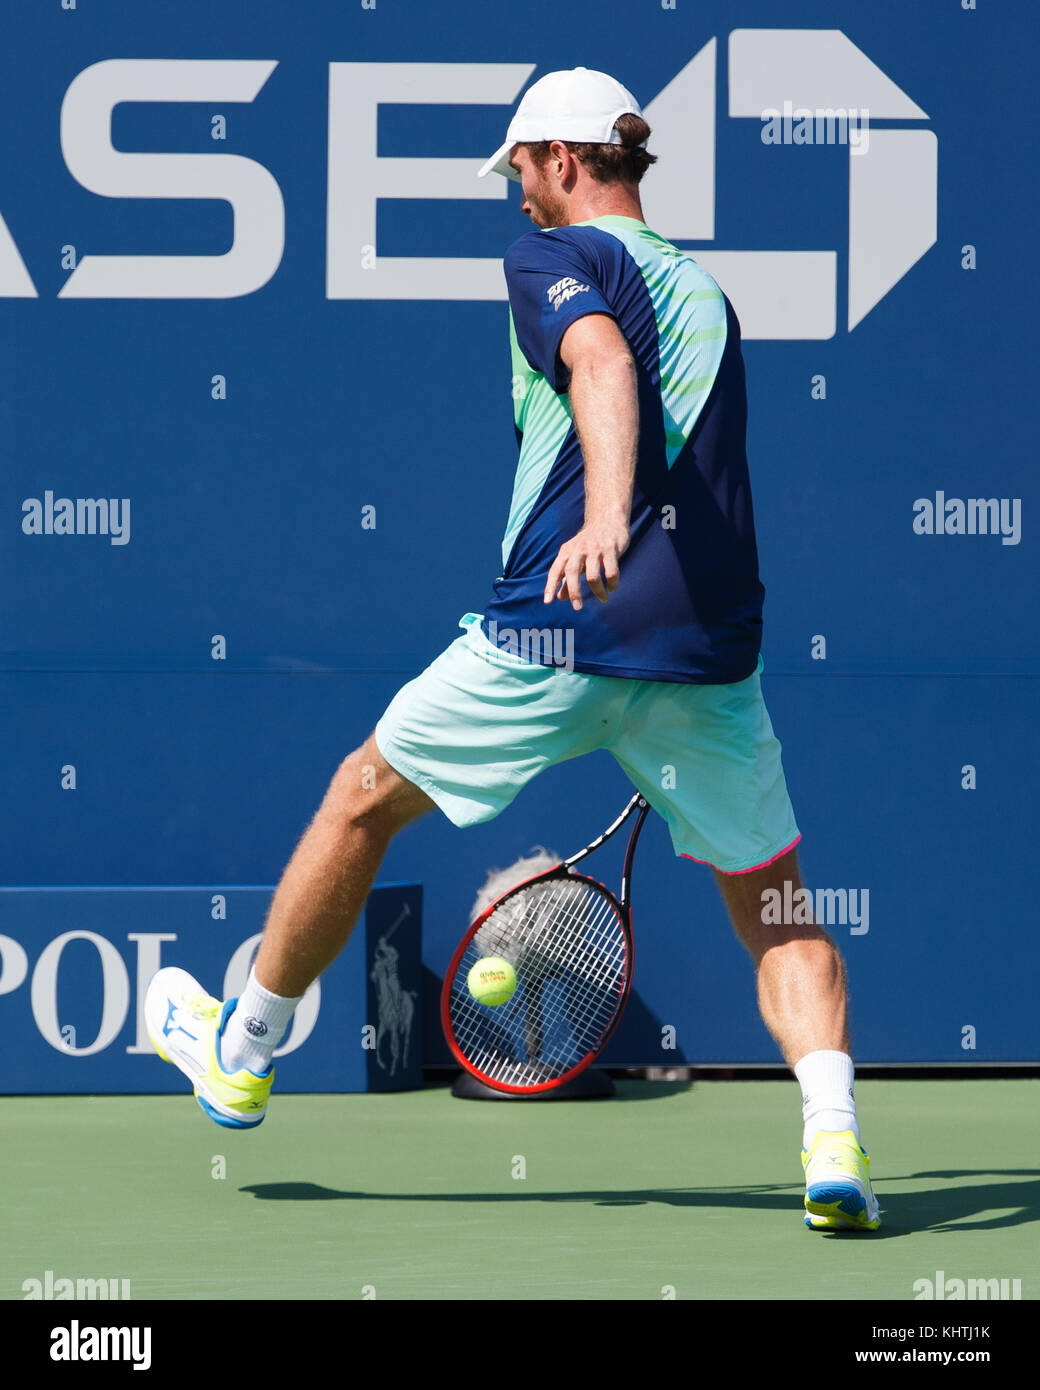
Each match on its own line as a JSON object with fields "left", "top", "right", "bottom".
{"left": 323, "top": 733, "right": 434, "bottom": 835}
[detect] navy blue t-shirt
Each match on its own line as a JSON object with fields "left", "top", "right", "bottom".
{"left": 482, "top": 214, "right": 764, "bottom": 684}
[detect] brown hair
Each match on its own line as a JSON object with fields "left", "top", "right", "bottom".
{"left": 523, "top": 112, "right": 657, "bottom": 185}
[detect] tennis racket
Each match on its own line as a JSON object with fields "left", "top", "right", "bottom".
{"left": 441, "top": 791, "right": 651, "bottom": 1094}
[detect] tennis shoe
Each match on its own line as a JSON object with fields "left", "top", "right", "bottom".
{"left": 801, "top": 1129, "right": 881, "bottom": 1231}
{"left": 145, "top": 967, "right": 273, "bottom": 1129}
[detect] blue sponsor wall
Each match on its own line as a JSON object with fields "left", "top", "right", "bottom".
{"left": 0, "top": 884, "right": 422, "bottom": 1092}
{"left": 1, "top": 0, "right": 1035, "bottom": 1084}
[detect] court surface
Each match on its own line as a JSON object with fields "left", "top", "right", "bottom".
{"left": 2, "top": 1079, "right": 1036, "bottom": 1301}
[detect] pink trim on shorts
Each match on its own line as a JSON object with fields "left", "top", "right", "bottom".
{"left": 681, "top": 833, "right": 802, "bottom": 876}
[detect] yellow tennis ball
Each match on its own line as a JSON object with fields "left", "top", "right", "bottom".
{"left": 467, "top": 956, "right": 517, "bottom": 1007}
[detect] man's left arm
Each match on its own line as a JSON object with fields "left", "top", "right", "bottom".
{"left": 544, "top": 313, "right": 638, "bottom": 611}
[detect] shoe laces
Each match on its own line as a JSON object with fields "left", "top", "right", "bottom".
{"left": 184, "top": 992, "right": 219, "bottom": 1018}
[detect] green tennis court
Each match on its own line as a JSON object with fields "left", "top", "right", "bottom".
{"left": 3, "top": 1079, "right": 1036, "bottom": 1301}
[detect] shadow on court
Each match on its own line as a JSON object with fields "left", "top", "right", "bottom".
{"left": 240, "top": 1169, "right": 1040, "bottom": 1237}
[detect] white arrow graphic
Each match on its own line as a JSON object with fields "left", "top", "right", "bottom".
{"left": 728, "top": 28, "right": 929, "bottom": 119}
{"left": 0, "top": 213, "right": 36, "bottom": 297}
{"left": 848, "top": 128, "right": 937, "bottom": 330}
{"left": 725, "top": 28, "right": 936, "bottom": 334}
{"left": 640, "top": 40, "right": 716, "bottom": 241}
{"left": 640, "top": 35, "right": 833, "bottom": 338}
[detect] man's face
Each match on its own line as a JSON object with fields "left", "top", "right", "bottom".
{"left": 509, "top": 144, "right": 569, "bottom": 229}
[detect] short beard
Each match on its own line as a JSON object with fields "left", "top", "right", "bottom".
{"left": 527, "top": 171, "right": 569, "bottom": 228}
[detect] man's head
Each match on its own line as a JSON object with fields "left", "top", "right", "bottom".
{"left": 478, "top": 68, "right": 656, "bottom": 228}
{"left": 508, "top": 113, "right": 656, "bottom": 228}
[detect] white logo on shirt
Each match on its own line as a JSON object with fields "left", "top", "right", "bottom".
{"left": 546, "top": 276, "right": 589, "bottom": 312}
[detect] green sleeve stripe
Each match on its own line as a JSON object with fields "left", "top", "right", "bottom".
{"left": 660, "top": 372, "right": 716, "bottom": 398}
{"left": 658, "top": 322, "right": 727, "bottom": 345}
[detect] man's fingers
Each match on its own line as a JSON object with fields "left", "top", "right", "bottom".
{"left": 564, "top": 554, "right": 586, "bottom": 610}
{"left": 585, "top": 551, "right": 608, "bottom": 602}
{"left": 546, "top": 534, "right": 624, "bottom": 607}
{"left": 587, "top": 547, "right": 623, "bottom": 602}
{"left": 598, "top": 548, "right": 623, "bottom": 600}
{"left": 544, "top": 553, "right": 566, "bottom": 604}
{"left": 545, "top": 549, "right": 582, "bottom": 606}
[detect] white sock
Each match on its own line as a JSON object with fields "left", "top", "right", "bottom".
{"left": 221, "top": 969, "right": 303, "bottom": 1076}
{"left": 794, "top": 1049, "right": 859, "bottom": 1149}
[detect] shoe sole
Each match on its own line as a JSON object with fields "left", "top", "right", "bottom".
{"left": 196, "top": 1093, "right": 266, "bottom": 1129}
{"left": 805, "top": 1181, "right": 881, "bottom": 1231}
{"left": 805, "top": 1214, "right": 881, "bottom": 1231}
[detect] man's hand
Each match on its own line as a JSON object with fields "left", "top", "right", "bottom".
{"left": 544, "top": 516, "right": 630, "bottom": 610}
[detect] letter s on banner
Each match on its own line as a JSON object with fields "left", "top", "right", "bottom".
{"left": 59, "top": 58, "right": 284, "bottom": 300}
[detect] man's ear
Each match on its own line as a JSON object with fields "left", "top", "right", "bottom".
{"left": 548, "top": 140, "right": 573, "bottom": 178}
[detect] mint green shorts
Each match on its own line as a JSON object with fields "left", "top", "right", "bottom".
{"left": 374, "top": 613, "right": 801, "bottom": 874}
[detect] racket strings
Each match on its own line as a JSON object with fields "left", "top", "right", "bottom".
{"left": 450, "top": 875, "right": 629, "bottom": 1087}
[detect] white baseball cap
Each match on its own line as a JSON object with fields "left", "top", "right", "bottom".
{"left": 477, "top": 67, "right": 644, "bottom": 182}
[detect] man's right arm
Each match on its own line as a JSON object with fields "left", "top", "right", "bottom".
{"left": 544, "top": 313, "right": 638, "bottom": 611}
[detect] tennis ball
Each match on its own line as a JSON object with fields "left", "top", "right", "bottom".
{"left": 467, "top": 956, "right": 517, "bottom": 1007}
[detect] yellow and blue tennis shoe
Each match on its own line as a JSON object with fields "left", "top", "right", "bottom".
{"left": 802, "top": 1129, "right": 881, "bottom": 1231}
{"left": 145, "top": 967, "right": 273, "bottom": 1128}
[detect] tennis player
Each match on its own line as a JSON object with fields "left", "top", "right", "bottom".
{"left": 147, "top": 67, "right": 879, "bottom": 1233}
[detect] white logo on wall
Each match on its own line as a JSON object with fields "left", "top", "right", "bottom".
{"left": 640, "top": 30, "right": 936, "bottom": 337}
{"left": 0, "top": 34, "right": 936, "bottom": 339}
{"left": 369, "top": 904, "right": 416, "bottom": 1077}
{"left": 0, "top": 927, "right": 319, "bottom": 1059}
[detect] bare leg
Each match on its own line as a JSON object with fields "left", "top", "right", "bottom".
{"left": 252, "top": 732, "right": 435, "bottom": 998}
{"left": 712, "top": 847, "right": 849, "bottom": 1068}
